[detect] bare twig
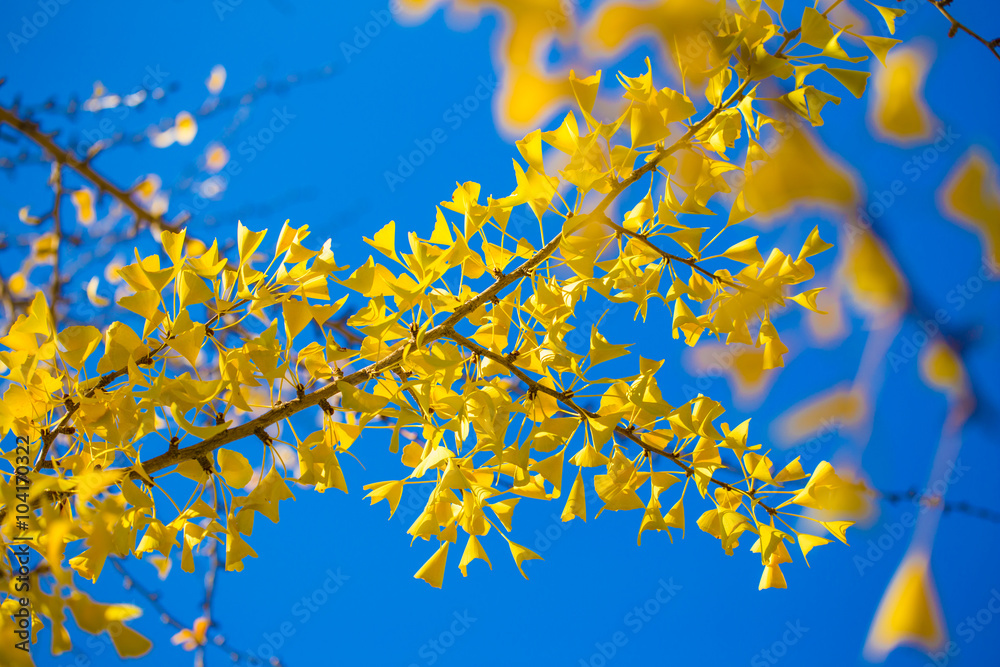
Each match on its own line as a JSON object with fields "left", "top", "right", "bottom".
{"left": 922, "top": 0, "right": 1000, "bottom": 62}
{"left": 0, "top": 103, "right": 186, "bottom": 238}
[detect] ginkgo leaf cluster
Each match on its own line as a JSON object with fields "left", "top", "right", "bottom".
{"left": 0, "top": 0, "right": 909, "bottom": 659}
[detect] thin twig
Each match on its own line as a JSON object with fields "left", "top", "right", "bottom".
{"left": 111, "top": 556, "right": 270, "bottom": 665}
{"left": 922, "top": 0, "right": 1000, "bottom": 62}
{"left": 0, "top": 104, "right": 186, "bottom": 238}
{"left": 49, "top": 163, "right": 64, "bottom": 322}
{"left": 444, "top": 330, "right": 779, "bottom": 514}
{"left": 881, "top": 488, "right": 1000, "bottom": 523}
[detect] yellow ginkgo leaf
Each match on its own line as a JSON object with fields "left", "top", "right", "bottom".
{"left": 364, "top": 220, "right": 400, "bottom": 263}
{"left": 824, "top": 66, "right": 871, "bottom": 99}
{"left": 18, "top": 205, "right": 40, "bottom": 225}
{"left": 71, "top": 187, "right": 96, "bottom": 225}
{"left": 7, "top": 272, "right": 27, "bottom": 294}
{"left": 588, "top": 326, "right": 630, "bottom": 367}
{"left": 745, "top": 129, "right": 857, "bottom": 222}
{"left": 203, "top": 142, "right": 230, "bottom": 173}
{"left": 569, "top": 442, "right": 609, "bottom": 468}
{"left": 664, "top": 496, "right": 685, "bottom": 534}
{"left": 498, "top": 66, "right": 572, "bottom": 138}
{"left": 225, "top": 520, "right": 257, "bottom": 571}
{"left": 237, "top": 221, "right": 267, "bottom": 265}
{"left": 638, "top": 499, "right": 672, "bottom": 545}
{"left": 800, "top": 7, "right": 834, "bottom": 47}
{"left": 217, "top": 448, "right": 254, "bottom": 489}
{"left": 860, "top": 34, "right": 902, "bottom": 66}
{"left": 170, "top": 616, "right": 209, "bottom": 651}
{"left": 820, "top": 520, "right": 854, "bottom": 544}
{"left": 840, "top": 230, "right": 908, "bottom": 323}
{"left": 507, "top": 539, "right": 542, "bottom": 579}
{"left": 864, "top": 550, "right": 946, "bottom": 661}
{"left": 110, "top": 625, "right": 153, "bottom": 658}
{"left": 561, "top": 468, "right": 587, "bottom": 522}
{"left": 58, "top": 325, "right": 102, "bottom": 369}
{"left": 790, "top": 288, "right": 827, "bottom": 313}
{"left": 489, "top": 498, "right": 519, "bottom": 532}
{"left": 919, "top": 340, "right": 967, "bottom": 398}
{"left": 758, "top": 563, "right": 787, "bottom": 590}
{"left": 865, "top": 0, "right": 906, "bottom": 34}
{"left": 363, "top": 480, "right": 406, "bottom": 519}
{"left": 414, "top": 541, "right": 450, "bottom": 588}
{"left": 869, "top": 45, "right": 935, "bottom": 146}
{"left": 458, "top": 535, "right": 492, "bottom": 576}
{"left": 938, "top": 147, "right": 1000, "bottom": 268}
{"left": 721, "top": 236, "right": 763, "bottom": 265}
{"left": 529, "top": 449, "right": 564, "bottom": 494}
{"left": 798, "top": 226, "right": 835, "bottom": 260}
{"left": 796, "top": 532, "right": 832, "bottom": 565}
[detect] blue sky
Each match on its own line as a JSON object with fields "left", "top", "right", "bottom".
{"left": 2, "top": 0, "right": 999, "bottom": 666}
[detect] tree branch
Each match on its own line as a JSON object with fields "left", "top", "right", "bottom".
{"left": 123, "top": 231, "right": 565, "bottom": 479}
{"left": 22, "top": 43, "right": 775, "bottom": 493}
{"left": 0, "top": 104, "right": 186, "bottom": 237}
{"left": 924, "top": 0, "right": 1000, "bottom": 62}
{"left": 443, "top": 330, "right": 779, "bottom": 514}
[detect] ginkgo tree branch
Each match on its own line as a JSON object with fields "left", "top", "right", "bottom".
{"left": 602, "top": 218, "right": 745, "bottom": 290}
{"left": 87, "top": 62, "right": 769, "bottom": 486}
{"left": 1, "top": 8, "right": 902, "bottom": 651}
{"left": 26, "top": 35, "right": 765, "bottom": 479}
{"left": 442, "top": 330, "right": 780, "bottom": 514}
{"left": 0, "top": 100, "right": 371, "bottom": 473}
{"left": 1, "top": 98, "right": 223, "bottom": 471}
{"left": 0, "top": 104, "right": 185, "bottom": 236}
{"left": 600, "top": 24, "right": 803, "bottom": 213}
{"left": 588, "top": 50, "right": 809, "bottom": 291}
{"left": 110, "top": 558, "right": 188, "bottom": 634}
{"left": 923, "top": 0, "right": 1000, "bottom": 62}
{"left": 33, "top": 299, "right": 248, "bottom": 471}
{"left": 120, "top": 76, "right": 769, "bottom": 482}
{"left": 593, "top": 76, "right": 755, "bottom": 218}
{"left": 7, "top": 3, "right": 941, "bottom": 658}
{"left": 36, "top": 293, "right": 360, "bottom": 473}
{"left": 125, "top": 232, "right": 566, "bottom": 479}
